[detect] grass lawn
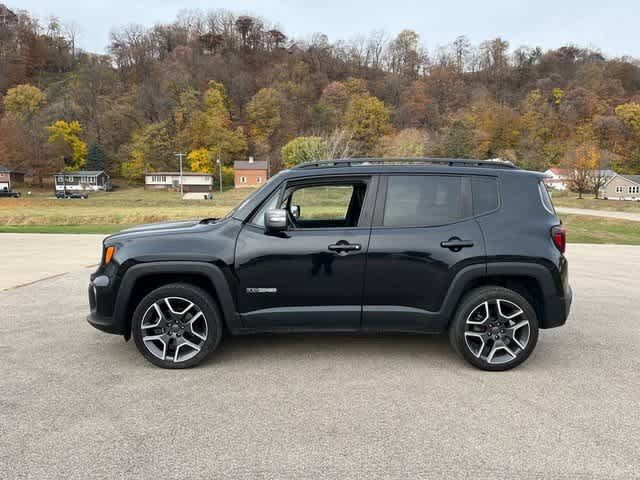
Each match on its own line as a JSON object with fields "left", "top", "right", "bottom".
{"left": 551, "top": 192, "right": 640, "bottom": 212}
{"left": 0, "top": 186, "right": 252, "bottom": 227}
{"left": 1, "top": 185, "right": 640, "bottom": 244}
{"left": 560, "top": 214, "right": 640, "bottom": 245}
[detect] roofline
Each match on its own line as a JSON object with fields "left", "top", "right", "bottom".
{"left": 604, "top": 173, "right": 640, "bottom": 187}
{"left": 293, "top": 157, "right": 518, "bottom": 170}
{"left": 55, "top": 171, "right": 110, "bottom": 177}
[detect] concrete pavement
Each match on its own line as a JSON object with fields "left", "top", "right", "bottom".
{"left": 0, "top": 233, "right": 104, "bottom": 290}
{"left": 0, "top": 237, "right": 639, "bottom": 479}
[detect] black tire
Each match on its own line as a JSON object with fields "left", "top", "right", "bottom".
{"left": 449, "top": 286, "right": 539, "bottom": 371}
{"left": 132, "top": 283, "right": 223, "bottom": 369}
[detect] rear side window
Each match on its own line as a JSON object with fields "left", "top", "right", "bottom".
{"left": 383, "top": 175, "right": 464, "bottom": 227}
{"left": 538, "top": 181, "right": 556, "bottom": 214}
{"left": 472, "top": 176, "right": 499, "bottom": 215}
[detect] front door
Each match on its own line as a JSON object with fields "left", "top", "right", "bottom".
{"left": 235, "top": 176, "right": 377, "bottom": 330}
{"left": 363, "top": 174, "right": 486, "bottom": 332}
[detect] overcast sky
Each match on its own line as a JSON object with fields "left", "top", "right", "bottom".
{"left": 13, "top": 0, "right": 640, "bottom": 58}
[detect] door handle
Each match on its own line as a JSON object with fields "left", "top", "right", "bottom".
{"left": 328, "top": 242, "right": 362, "bottom": 253}
{"left": 440, "top": 237, "right": 474, "bottom": 252}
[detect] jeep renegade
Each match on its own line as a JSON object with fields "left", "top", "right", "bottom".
{"left": 88, "top": 158, "right": 572, "bottom": 371}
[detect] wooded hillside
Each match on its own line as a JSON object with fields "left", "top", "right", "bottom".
{"left": 1, "top": 4, "right": 640, "bottom": 183}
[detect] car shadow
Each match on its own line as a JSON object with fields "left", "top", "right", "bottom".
{"left": 202, "top": 331, "right": 458, "bottom": 367}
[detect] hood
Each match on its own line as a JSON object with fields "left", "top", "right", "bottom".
{"left": 105, "top": 218, "right": 217, "bottom": 243}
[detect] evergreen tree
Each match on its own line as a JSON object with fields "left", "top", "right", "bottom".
{"left": 86, "top": 142, "right": 107, "bottom": 171}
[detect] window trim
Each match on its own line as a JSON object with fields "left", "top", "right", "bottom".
{"left": 248, "top": 174, "right": 377, "bottom": 230}
{"left": 615, "top": 185, "right": 624, "bottom": 193}
{"left": 373, "top": 174, "right": 472, "bottom": 229}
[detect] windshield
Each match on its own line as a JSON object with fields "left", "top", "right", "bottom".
{"left": 219, "top": 170, "right": 287, "bottom": 221}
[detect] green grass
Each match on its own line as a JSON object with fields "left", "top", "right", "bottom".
{"left": 560, "top": 214, "right": 640, "bottom": 245}
{"left": 551, "top": 191, "right": 640, "bottom": 212}
{"left": 0, "top": 186, "right": 251, "bottom": 226}
{"left": 2, "top": 185, "right": 640, "bottom": 245}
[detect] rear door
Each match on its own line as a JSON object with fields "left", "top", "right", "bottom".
{"left": 362, "top": 174, "right": 486, "bottom": 332}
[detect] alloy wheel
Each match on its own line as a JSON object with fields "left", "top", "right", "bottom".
{"left": 464, "top": 299, "right": 531, "bottom": 365}
{"left": 140, "top": 297, "right": 208, "bottom": 363}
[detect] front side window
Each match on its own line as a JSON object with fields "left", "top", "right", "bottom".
{"left": 629, "top": 186, "right": 639, "bottom": 194}
{"left": 240, "top": 176, "right": 247, "bottom": 184}
{"left": 383, "top": 175, "right": 464, "bottom": 227}
{"left": 616, "top": 186, "right": 624, "bottom": 193}
{"left": 285, "top": 183, "right": 367, "bottom": 228}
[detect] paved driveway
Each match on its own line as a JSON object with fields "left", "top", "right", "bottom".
{"left": 0, "top": 237, "right": 639, "bottom": 479}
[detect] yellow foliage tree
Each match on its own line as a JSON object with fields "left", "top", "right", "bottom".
{"left": 46, "top": 120, "right": 88, "bottom": 171}
{"left": 182, "top": 81, "right": 247, "bottom": 165}
{"left": 3, "top": 84, "right": 46, "bottom": 121}
{"left": 344, "top": 94, "right": 392, "bottom": 155}
{"left": 187, "top": 148, "right": 215, "bottom": 173}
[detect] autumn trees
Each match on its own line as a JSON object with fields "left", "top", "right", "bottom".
{"left": 2, "top": 3, "right": 640, "bottom": 186}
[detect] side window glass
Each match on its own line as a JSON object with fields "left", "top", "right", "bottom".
{"left": 383, "top": 175, "right": 464, "bottom": 227}
{"left": 472, "top": 176, "right": 499, "bottom": 215}
{"left": 289, "top": 185, "right": 354, "bottom": 222}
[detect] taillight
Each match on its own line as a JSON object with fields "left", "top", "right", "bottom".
{"left": 551, "top": 225, "right": 566, "bottom": 253}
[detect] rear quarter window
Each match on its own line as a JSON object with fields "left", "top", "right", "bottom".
{"left": 472, "top": 176, "right": 499, "bottom": 215}
{"left": 538, "top": 181, "right": 556, "bottom": 214}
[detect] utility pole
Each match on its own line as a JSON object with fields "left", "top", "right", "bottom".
{"left": 216, "top": 156, "right": 222, "bottom": 193}
{"left": 174, "top": 152, "right": 186, "bottom": 197}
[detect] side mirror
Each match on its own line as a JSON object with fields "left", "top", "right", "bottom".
{"left": 290, "top": 204, "right": 301, "bottom": 220}
{"left": 264, "top": 208, "right": 288, "bottom": 232}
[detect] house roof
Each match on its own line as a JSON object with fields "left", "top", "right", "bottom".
{"left": 56, "top": 170, "right": 109, "bottom": 176}
{"left": 144, "top": 172, "right": 213, "bottom": 177}
{"left": 234, "top": 160, "right": 268, "bottom": 170}
{"left": 547, "top": 168, "right": 571, "bottom": 176}
{"left": 0, "top": 165, "right": 25, "bottom": 174}
{"left": 620, "top": 175, "right": 640, "bottom": 185}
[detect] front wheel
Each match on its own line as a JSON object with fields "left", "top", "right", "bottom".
{"left": 449, "top": 286, "right": 539, "bottom": 371}
{"left": 132, "top": 283, "right": 223, "bottom": 369}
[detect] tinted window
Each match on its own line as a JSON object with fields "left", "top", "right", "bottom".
{"left": 472, "top": 176, "right": 499, "bottom": 215}
{"left": 538, "top": 181, "right": 556, "bottom": 214}
{"left": 383, "top": 175, "right": 464, "bottom": 227}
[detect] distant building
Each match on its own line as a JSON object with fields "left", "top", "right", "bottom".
{"left": 234, "top": 158, "right": 268, "bottom": 188}
{"left": 543, "top": 168, "right": 615, "bottom": 192}
{"left": 543, "top": 168, "right": 571, "bottom": 190}
{"left": 0, "top": 165, "right": 25, "bottom": 191}
{"left": 602, "top": 174, "right": 640, "bottom": 201}
{"left": 55, "top": 171, "right": 110, "bottom": 191}
{"left": 144, "top": 172, "right": 213, "bottom": 192}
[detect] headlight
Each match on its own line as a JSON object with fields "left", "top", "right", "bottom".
{"left": 103, "top": 245, "right": 117, "bottom": 265}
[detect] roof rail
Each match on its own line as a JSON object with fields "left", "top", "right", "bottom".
{"left": 293, "top": 157, "right": 518, "bottom": 170}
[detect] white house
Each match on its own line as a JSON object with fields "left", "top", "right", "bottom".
{"left": 543, "top": 168, "right": 571, "bottom": 191}
{"left": 144, "top": 172, "right": 213, "bottom": 193}
{"left": 55, "top": 171, "right": 110, "bottom": 191}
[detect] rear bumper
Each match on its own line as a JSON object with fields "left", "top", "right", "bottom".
{"left": 542, "top": 284, "right": 572, "bottom": 329}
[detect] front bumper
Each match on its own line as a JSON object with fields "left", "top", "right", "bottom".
{"left": 87, "top": 275, "right": 126, "bottom": 335}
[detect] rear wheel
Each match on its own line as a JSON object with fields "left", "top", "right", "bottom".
{"left": 132, "top": 283, "right": 222, "bottom": 369}
{"left": 449, "top": 286, "right": 539, "bottom": 371}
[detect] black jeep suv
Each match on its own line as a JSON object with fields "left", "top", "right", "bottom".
{"left": 88, "top": 158, "right": 571, "bottom": 371}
